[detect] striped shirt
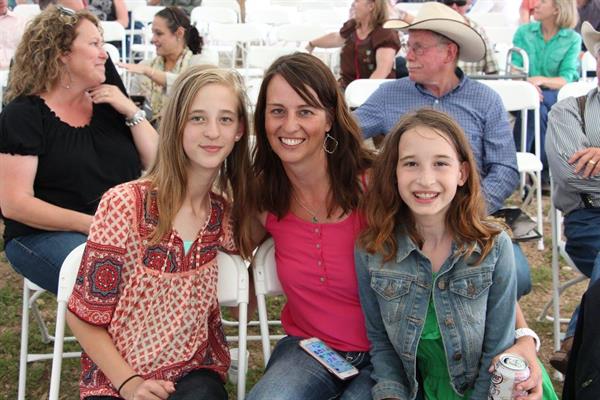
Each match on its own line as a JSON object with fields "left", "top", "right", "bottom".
{"left": 546, "top": 87, "right": 600, "bottom": 214}
{"left": 353, "top": 70, "right": 519, "bottom": 213}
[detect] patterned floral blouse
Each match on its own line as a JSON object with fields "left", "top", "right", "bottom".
{"left": 68, "top": 180, "right": 234, "bottom": 398}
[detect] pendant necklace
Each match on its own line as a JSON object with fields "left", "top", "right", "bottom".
{"left": 292, "top": 192, "right": 320, "bottom": 224}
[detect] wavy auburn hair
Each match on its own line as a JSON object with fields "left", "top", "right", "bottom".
{"left": 252, "top": 52, "right": 373, "bottom": 218}
{"left": 5, "top": 6, "right": 99, "bottom": 102}
{"left": 144, "top": 66, "right": 255, "bottom": 259}
{"left": 359, "top": 108, "right": 502, "bottom": 264}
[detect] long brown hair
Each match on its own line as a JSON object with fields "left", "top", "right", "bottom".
{"left": 252, "top": 52, "right": 373, "bottom": 218}
{"left": 144, "top": 66, "right": 255, "bottom": 259}
{"left": 5, "top": 6, "right": 99, "bottom": 102}
{"left": 359, "top": 108, "right": 502, "bottom": 264}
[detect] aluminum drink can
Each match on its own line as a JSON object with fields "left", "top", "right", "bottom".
{"left": 488, "top": 353, "right": 530, "bottom": 400}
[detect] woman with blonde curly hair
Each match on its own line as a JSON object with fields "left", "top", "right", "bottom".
{"left": 0, "top": 5, "right": 158, "bottom": 294}
{"left": 306, "top": 0, "right": 400, "bottom": 89}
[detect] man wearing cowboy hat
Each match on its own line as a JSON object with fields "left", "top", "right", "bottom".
{"left": 355, "top": 1, "right": 518, "bottom": 217}
{"left": 355, "top": 2, "right": 530, "bottom": 291}
{"left": 546, "top": 20, "right": 600, "bottom": 375}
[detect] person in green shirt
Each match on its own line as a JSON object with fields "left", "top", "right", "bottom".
{"left": 512, "top": 0, "right": 582, "bottom": 183}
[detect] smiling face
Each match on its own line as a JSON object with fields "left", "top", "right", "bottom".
{"left": 61, "top": 19, "right": 107, "bottom": 88}
{"left": 182, "top": 83, "right": 243, "bottom": 174}
{"left": 406, "top": 30, "right": 455, "bottom": 85}
{"left": 264, "top": 74, "right": 332, "bottom": 168}
{"left": 151, "top": 15, "right": 184, "bottom": 58}
{"left": 396, "top": 126, "right": 468, "bottom": 226}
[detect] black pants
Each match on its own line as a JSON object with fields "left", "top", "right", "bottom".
{"left": 86, "top": 369, "right": 228, "bottom": 400}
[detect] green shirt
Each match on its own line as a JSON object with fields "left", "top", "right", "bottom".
{"left": 512, "top": 22, "right": 582, "bottom": 83}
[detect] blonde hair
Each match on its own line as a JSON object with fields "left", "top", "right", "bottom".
{"left": 144, "top": 66, "right": 255, "bottom": 259}
{"left": 5, "top": 6, "right": 99, "bottom": 102}
{"left": 554, "top": 0, "right": 578, "bottom": 29}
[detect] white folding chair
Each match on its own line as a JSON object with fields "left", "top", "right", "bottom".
{"left": 202, "top": 0, "right": 241, "bottom": 19}
{"left": 467, "top": 0, "right": 495, "bottom": 15}
{"left": 190, "top": 6, "right": 239, "bottom": 36}
{"left": 540, "top": 178, "right": 588, "bottom": 379}
{"left": 246, "top": 5, "right": 296, "bottom": 26}
{"left": 274, "top": 23, "right": 329, "bottom": 48}
{"left": 17, "top": 245, "right": 83, "bottom": 400}
{"left": 0, "top": 69, "right": 8, "bottom": 112}
{"left": 206, "top": 22, "right": 268, "bottom": 68}
{"left": 101, "top": 20, "right": 127, "bottom": 63}
{"left": 128, "top": 5, "right": 164, "bottom": 62}
{"left": 45, "top": 245, "right": 249, "bottom": 400}
{"left": 469, "top": 12, "right": 514, "bottom": 28}
{"left": 344, "top": 78, "right": 393, "bottom": 109}
{"left": 253, "top": 238, "right": 285, "bottom": 367}
{"left": 237, "top": 45, "right": 300, "bottom": 79}
{"left": 481, "top": 79, "right": 544, "bottom": 250}
{"left": 12, "top": 4, "right": 40, "bottom": 21}
{"left": 557, "top": 80, "right": 598, "bottom": 102}
{"left": 581, "top": 51, "right": 597, "bottom": 80}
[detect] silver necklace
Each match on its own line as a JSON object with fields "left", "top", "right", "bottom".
{"left": 292, "top": 192, "right": 319, "bottom": 224}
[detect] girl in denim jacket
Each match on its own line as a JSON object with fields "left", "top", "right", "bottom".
{"left": 355, "top": 109, "right": 517, "bottom": 400}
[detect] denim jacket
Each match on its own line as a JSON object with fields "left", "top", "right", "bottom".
{"left": 355, "top": 230, "right": 517, "bottom": 400}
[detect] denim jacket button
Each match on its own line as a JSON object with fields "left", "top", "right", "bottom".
{"left": 453, "top": 352, "right": 462, "bottom": 361}
{"left": 444, "top": 317, "right": 454, "bottom": 327}
{"left": 437, "top": 280, "right": 446, "bottom": 290}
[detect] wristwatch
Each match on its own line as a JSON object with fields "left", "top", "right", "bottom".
{"left": 515, "top": 328, "right": 541, "bottom": 352}
{"left": 125, "top": 108, "right": 146, "bottom": 127}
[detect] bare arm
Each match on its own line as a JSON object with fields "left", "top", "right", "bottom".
{"left": 528, "top": 76, "right": 567, "bottom": 90}
{"left": 117, "top": 62, "right": 169, "bottom": 89}
{"left": 89, "top": 84, "right": 158, "bottom": 169}
{"left": 306, "top": 32, "right": 345, "bottom": 53}
{"left": 114, "top": 0, "right": 129, "bottom": 28}
{"left": 370, "top": 47, "right": 397, "bottom": 79}
{"left": 66, "top": 311, "right": 175, "bottom": 399}
{"left": 0, "top": 154, "right": 93, "bottom": 234}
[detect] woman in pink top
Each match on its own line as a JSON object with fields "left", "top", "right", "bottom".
{"left": 246, "top": 53, "right": 375, "bottom": 400}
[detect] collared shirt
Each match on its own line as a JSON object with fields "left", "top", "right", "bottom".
{"left": 353, "top": 71, "right": 519, "bottom": 213}
{"left": 458, "top": 17, "right": 499, "bottom": 76}
{"left": 546, "top": 87, "right": 600, "bottom": 214}
{"left": 512, "top": 22, "right": 582, "bottom": 82}
{"left": 355, "top": 230, "right": 517, "bottom": 400}
{"left": 0, "top": 10, "right": 26, "bottom": 69}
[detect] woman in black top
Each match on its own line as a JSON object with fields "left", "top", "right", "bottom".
{"left": 0, "top": 6, "right": 158, "bottom": 294}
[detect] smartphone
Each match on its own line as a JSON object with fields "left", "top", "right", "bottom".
{"left": 299, "top": 337, "right": 360, "bottom": 380}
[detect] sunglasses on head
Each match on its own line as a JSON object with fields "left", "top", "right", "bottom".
{"left": 440, "top": 0, "right": 468, "bottom": 6}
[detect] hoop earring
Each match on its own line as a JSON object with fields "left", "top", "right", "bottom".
{"left": 323, "top": 132, "right": 339, "bottom": 154}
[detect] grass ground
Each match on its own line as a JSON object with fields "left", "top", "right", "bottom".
{"left": 0, "top": 195, "right": 589, "bottom": 399}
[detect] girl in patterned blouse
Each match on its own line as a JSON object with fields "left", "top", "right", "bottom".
{"left": 66, "top": 66, "right": 255, "bottom": 400}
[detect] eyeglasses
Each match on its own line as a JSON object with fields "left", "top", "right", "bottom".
{"left": 401, "top": 42, "right": 444, "bottom": 56}
{"left": 440, "top": 0, "right": 468, "bottom": 6}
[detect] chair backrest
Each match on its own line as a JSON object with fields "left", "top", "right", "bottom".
{"left": 480, "top": 79, "right": 539, "bottom": 112}
{"left": 216, "top": 251, "right": 250, "bottom": 306}
{"left": 100, "top": 21, "right": 127, "bottom": 61}
{"left": 344, "top": 79, "right": 393, "bottom": 109}
{"left": 131, "top": 5, "right": 164, "bottom": 26}
{"left": 557, "top": 80, "right": 597, "bottom": 102}
{"left": 208, "top": 22, "right": 268, "bottom": 44}
{"left": 12, "top": 4, "right": 40, "bottom": 20}
{"left": 124, "top": 0, "right": 147, "bottom": 12}
{"left": 581, "top": 51, "right": 597, "bottom": 79}
{"left": 469, "top": 12, "right": 513, "bottom": 28}
{"left": 485, "top": 26, "right": 516, "bottom": 48}
{"left": 246, "top": 5, "right": 296, "bottom": 25}
{"left": 253, "top": 237, "right": 282, "bottom": 297}
{"left": 245, "top": 45, "right": 299, "bottom": 70}
{"left": 56, "top": 244, "right": 86, "bottom": 302}
{"left": 202, "top": 0, "right": 241, "bottom": 17}
{"left": 274, "top": 23, "right": 328, "bottom": 45}
{"left": 103, "top": 43, "right": 121, "bottom": 63}
{"left": 191, "top": 6, "right": 239, "bottom": 34}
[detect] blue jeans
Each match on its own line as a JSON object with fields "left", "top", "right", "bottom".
{"left": 247, "top": 336, "right": 374, "bottom": 400}
{"left": 513, "top": 242, "right": 532, "bottom": 299}
{"left": 513, "top": 88, "right": 559, "bottom": 178}
{"left": 564, "top": 208, "right": 600, "bottom": 338}
{"left": 5, "top": 232, "right": 87, "bottom": 295}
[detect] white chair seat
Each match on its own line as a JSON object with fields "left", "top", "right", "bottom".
{"left": 516, "top": 152, "right": 543, "bottom": 173}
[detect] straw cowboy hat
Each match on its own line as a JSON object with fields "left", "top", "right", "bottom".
{"left": 582, "top": 21, "right": 600, "bottom": 59}
{"left": 384, "top": 2, "right": 485, "bottom": 62}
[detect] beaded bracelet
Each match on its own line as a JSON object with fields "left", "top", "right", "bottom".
{"left": 117, "top": 374, "right": 142, "bottom": 396}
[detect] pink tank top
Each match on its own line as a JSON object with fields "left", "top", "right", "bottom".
{"left": 265, "top": 211, "right": 370, "bottom": 352}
